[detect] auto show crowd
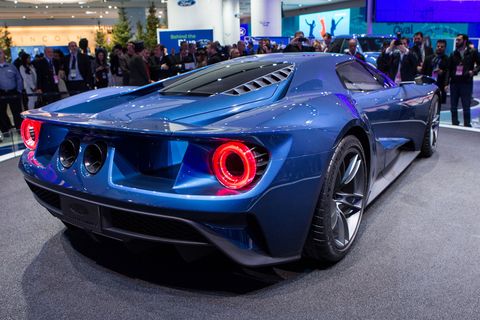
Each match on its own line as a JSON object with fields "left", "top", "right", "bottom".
{"left": 1, "top": 30, "right": 480, "bottom": 134}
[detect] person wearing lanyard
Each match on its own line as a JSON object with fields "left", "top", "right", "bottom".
{"left": 35, "top": 47, "right": 61, "bottom": 106}
{"left": 65, "top": 41, "right": 92, "bottom": 95}
{"left": 447, "top": 34, "right": 480, "bottom": 127}
{"left": 0, "top": 48, "right": 23, "bottom": 133}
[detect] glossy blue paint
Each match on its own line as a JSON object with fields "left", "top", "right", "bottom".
{"left": 19, "top": 53, "right": 439, "bottom": 266}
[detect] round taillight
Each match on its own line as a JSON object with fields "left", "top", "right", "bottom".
{"left": 21, "top": 119, "right": 42, "bottom": 150}
{"left": 212, "top": 142, "right": 257, "bottom": 190}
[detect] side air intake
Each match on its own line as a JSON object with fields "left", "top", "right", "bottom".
{"left": 224, "top": 64, "right": 295, "bottom": 96}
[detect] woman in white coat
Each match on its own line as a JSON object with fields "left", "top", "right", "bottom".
{"left": 19, "top": 54, "right": 38, "bottom": 110}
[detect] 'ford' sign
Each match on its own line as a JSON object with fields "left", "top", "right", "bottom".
{"left": 178, "top": 0, "right": 195, "bottom": 6}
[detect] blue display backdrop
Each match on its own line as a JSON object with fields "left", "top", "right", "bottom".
{"left": 299, "top": 9, "right": 350, "bottom": 38}
{"left": 376, "top": 0, "right": 480, "bottom": 23}
{"left": 158, "top": 29, "right": 213, "bottom": 52}
{"left": 240, "top": 24, "right": 249, "bottom": 41}
{"left": 11, "top": 46, "right": 45, "bottom": 60}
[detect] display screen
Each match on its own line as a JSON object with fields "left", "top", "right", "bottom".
{"left": 376, "top": 0, "right": 480, "bottom": 23}
{"left": 299, "top": 9, "right": 350, "bottom": 38}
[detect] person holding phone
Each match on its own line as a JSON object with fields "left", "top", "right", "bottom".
{"left": 284, "top": 31, "right": 314, "bottom": 53}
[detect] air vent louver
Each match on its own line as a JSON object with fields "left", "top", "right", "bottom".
{"left": 224, "top": 64, "right": 294, "bottom": 96}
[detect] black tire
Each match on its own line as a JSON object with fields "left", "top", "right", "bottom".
{"left": 304, "top": 135, "right": 368, "bottom": 263}
{"left": 420, "top": 94, "right": 440, "bottom": 158}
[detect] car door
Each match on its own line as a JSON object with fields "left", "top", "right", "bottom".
{"left": 336, "top": 60, "right": 407, "bottom": 172}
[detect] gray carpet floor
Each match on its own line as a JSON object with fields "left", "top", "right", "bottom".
{"left": 1, "top": 127, "right": 480, "bottom": 320}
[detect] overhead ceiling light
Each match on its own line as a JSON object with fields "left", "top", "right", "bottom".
{"left": 35, "top": 5, "right": 38, "bottom": 8}
{"left": 85, "top": 11, "right": 96, "bottom": 14}
{"left": 105, "top": 11, "right": 109, "bottom": 14}
{"left": 99, "top": 15, "right": 103, "bottom": 18}
{"left": 108, "top": 5, "right": 111, "bottom": 8}
{"left": 45, "top": 5, "right": 48, "bottom": 8}
{"left": 22, "top": 15, "right": 26, "bottom": 19}
{"left": 14, "top": 0, "right": 18, "bottom": 3}
{"left": 72, "top": 15, "right": 75, "bottom": 18}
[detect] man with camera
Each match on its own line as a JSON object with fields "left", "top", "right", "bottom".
{"left": 377, "top": 39, "right": 418, "bottom": 84}
{"left": 447, "top": 34, "right": 480, "bottom": 127}
{"left": 284, "top": 31, "right": 314, "bottom": 53}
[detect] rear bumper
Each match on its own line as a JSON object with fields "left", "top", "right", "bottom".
{"left": 24, "top": 176, "right": 301, "bottom": 267}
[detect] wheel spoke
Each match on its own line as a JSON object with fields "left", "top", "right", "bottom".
{"left": 334, "top": 192, "right": 363, "bottom": 216}
{"left": 333, "top": 207, "right": 349, "bottom": 247}
{"left": 341, "top": 154, "right": 361, "bottom": 186}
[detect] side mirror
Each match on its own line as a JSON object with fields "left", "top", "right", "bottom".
{"left": 414, "top": 75, "right": 436, "bottom": 85}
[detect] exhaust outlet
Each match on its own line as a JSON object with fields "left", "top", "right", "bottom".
{"left": 83, "top": 142, "right": 107, "bottom": 175}
{"left": 59, "top": 138, "right": 80, "bottom": 169}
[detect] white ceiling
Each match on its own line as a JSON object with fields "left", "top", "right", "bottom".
{"left": 0, "top": 0, "right": 350, "bottom": 21}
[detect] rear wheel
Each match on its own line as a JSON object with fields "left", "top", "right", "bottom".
{"left": 420, "top": 95, "right": 440, "bottom": 157}
{"left": 304, "top": 135, "right": 368, "bottom": 263}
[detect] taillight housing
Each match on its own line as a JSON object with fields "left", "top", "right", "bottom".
{"left": 212, "top": 141, "right": 260, "bottom": 190}
{"left": 21, "top": 119, "right": 42, "bottom": 150}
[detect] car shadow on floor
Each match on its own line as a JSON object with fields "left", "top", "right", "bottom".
{"left": 22, "top": 228, "right": 326, "bottom": 298}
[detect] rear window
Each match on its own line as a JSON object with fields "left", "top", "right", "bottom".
{"left": 159, "top": 61, "right": 293, "bottom": 96}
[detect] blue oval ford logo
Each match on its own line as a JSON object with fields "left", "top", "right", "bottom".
{"left": 178, "top": 0, "right": 196, "bottom": 6}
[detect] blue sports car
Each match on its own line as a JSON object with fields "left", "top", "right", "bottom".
{"left": 19, "top": 53, "right": 440, "bottom": 267}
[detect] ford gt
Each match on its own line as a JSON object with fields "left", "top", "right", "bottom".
{"left": 19, "top": 53, "right": 440, "bottom": 266}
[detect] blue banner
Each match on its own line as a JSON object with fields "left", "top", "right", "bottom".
{"left": 158, "top": 29, "right": 213, "bottom": 52}
{"left": 240, "top": 24, "right": 249, "bottom": 41}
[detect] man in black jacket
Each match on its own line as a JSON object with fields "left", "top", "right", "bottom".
{"left": 421, "top": 39, "right": 449, "bottom": 105}
{"left": 35, "top": 47, "right": 61, "bottom": 105}
{"left": 65, "top": 41, "right": 93, "bottom": 95}
{"left": 411, "top": 32, "right": 434, "bottom": 70}
{"left": 447, "top": 34, "right": 480, "bottom": 127}
{"left": 283, "top": 31, "right": 314, "bottom": 53}
{"left": 377, "top": 39, "right": 418, "bottom": 83}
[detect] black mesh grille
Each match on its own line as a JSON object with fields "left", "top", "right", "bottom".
{"left": 107, "top": 209, "right": 208, "bottom": 243}
{"left": 27, "top": 182, "right": 61, "bottom": 209}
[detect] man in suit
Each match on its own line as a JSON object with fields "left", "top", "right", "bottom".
{"left": 64, "top": 41, "right": 93, "bottom": 95}
{"left": 411, "top": 32, "right": 434, "bottom": 72}
{"left": 377, "top": 39, "right": 418, "bottom": 83}
{"left": 421, "top": 39, "right": 449, "bottom": 105}
{"left": 35, "top": 47, "right": 61, "bottom": 105}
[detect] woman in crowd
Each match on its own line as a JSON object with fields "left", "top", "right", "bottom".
{"left": 93, "top": 49, "right": 110, "bottom": 88}
{"left": 19, "top": 54, "right": 39, "bottom": 110}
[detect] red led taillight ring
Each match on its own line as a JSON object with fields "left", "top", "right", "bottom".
{"left": 212, "top": 142, "right": 257, "bottom": 190}
{"left": 21, "top": 119, "right": 42, "bottom": 150}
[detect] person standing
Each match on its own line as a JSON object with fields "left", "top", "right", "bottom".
{"left": 377, "top": 39, "right": 418, "bottom": 84}
{"left": 411, "top": 32, "right": 434, "bottom": 72}
{"left": 283, "top": 31, "right": 314, "bottom": 53}
{"left": 35, "top": 47, "right": 61, "bottom": 105}
{"left": 447, "top": 34, "right": 480, "bottom": 127}
{"left": 345, "top": 39, "right": 365, "bottom": 61}
{"left": 0, "top": 48, "right": 23, "bottom": 133}
{"left": 65, "top": 41, "right": 93, "bottom": 95}
{"left": 421, "top": 39, "right": 449, "bottom": 105}
{"left": 321, "top": 33, "right": 333, "bottom": 52}
{"left": 109, "top": 44, "right": 124, "bottom": 86}
{"left": 149, "top": 44, "right": 174, "bottom": 82}
{"left": 19, "top": 54, "right": 39, "bottom": 110}
{"left": 93, "top": 49, "right": 110, "bottom": 89}
{"left": 128, "top": 42, "right": 150, "bottom": 86}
